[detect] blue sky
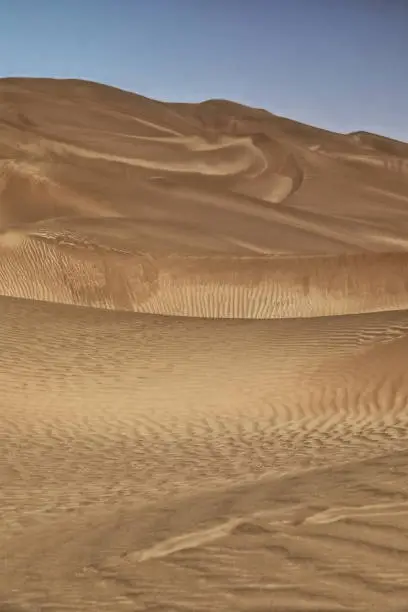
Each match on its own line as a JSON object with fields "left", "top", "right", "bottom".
{"left": 1, "top": 0, "right": 407, "bottom": 141}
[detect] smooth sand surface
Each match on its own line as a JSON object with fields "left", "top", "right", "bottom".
{"left": 1, "top": 77, "right": 408, "bottom": 611}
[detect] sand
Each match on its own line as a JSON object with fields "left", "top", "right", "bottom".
{"left": 1, "top": 77, "right": 408, "bottom": 611}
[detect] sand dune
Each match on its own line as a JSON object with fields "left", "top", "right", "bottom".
{"left": 1, "top": 77, "right": 408, "bottom": 611}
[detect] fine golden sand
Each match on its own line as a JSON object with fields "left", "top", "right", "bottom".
{"left": 1, "top": 77, "right": 408, "bottom": 611}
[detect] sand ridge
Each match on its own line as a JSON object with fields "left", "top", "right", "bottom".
{"left": 1, "top": 77, "right": 408, "bottom": 611}
{"left": 2, "top": 231, "right": 408, "bottom": 317}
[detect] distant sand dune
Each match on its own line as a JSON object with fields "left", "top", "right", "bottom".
{"left": 1, "top": 77, "right": 408, "bottom": 611}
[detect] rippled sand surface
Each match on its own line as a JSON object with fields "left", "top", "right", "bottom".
{"left": 1, "top": 77, "right": 408, "bottom": 611}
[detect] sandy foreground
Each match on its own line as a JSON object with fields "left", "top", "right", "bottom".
{"left": 1, "top": 77, "right": 408, "bottom": 611}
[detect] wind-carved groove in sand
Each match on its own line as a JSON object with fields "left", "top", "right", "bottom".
{"left": 101, "top": 500, "right": 408, "bottom": 567}
{"left": 324, "top": 151, "right": 408, "bottom": 175}
{"left": 0, "top": 159, "right": 117, "bottom": 224}
{"left": 304, "top": 501, "right": 408, "bottom": 525}
{"left": 18, "top": 129, "right": 302, "bottom": 205}
{"left": 121, "top": 518, "right": 243, "bottom": 563}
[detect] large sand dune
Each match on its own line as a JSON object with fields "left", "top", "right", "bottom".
{"left": 1, "top": 77, "right": 408, "bottom": 610}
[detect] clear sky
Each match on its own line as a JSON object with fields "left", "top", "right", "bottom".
{"left": 1, "top": 0, "right": 407, "bottom": 141}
